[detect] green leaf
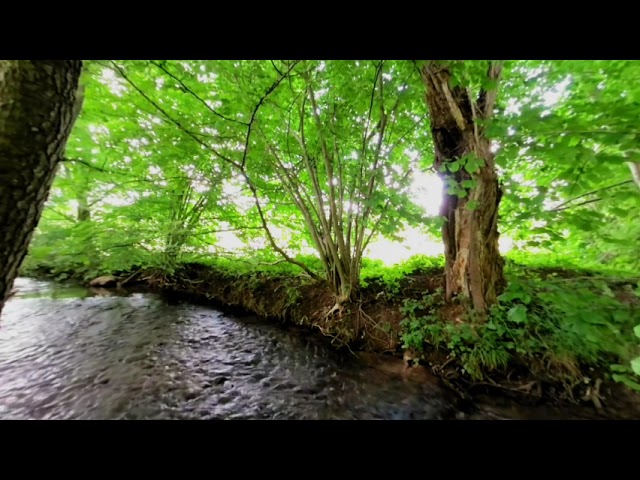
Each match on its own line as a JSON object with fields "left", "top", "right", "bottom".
{"left": 467, "top": 200, "right": 479, "bottom": 211}
{"left": 482, "top": 78, "right": 499, "bottom": 91}
{"left": 610, "top": 364, "right": 630, "bottom": 373}
{"left": 448, "top": 161, "right": 461, "bottom": 173}
{"left": 507, "top": 305, "right": 528, "bottom": 324}
{"left": 632, "top": 357, "right": 640, "bottom": 376}
{"left": 613, "top": 374, "right": 640, "bottom": 392}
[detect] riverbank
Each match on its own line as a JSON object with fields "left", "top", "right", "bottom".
{"left": 22, "top": 258, "right": 640, "bottom": 418}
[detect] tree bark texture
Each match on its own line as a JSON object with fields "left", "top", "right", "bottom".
{"left": 0, "top": 60, "right": 83, "bottom": 314}
{"left": 421, "top": 61, "right": 505, "bottom": 314}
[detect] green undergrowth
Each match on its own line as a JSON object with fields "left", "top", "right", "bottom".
{"left": 505, "top": 249, "right": 638, "bottom": 278}
{"left": 360, "top": 255, "right": 444, "bottom": 294}
{"left": 400, "top": 266, "right": 640, "bottom": 397}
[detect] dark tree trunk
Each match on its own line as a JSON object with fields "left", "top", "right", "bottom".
{"left": 421, "top": 61, "right": 505, "bottom": 314}
{"left": 0, "top": 60, "right": 83, "bottom": 314}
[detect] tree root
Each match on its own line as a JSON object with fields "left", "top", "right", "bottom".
{"left": 120, "top": 268, "right": 142, "bottom": 287}
{"left": 432, "top": 356, "right": 456, "bottom": 376}
{"left": 311, "top": 322, "right": 356, "bottom": 356}
{"left": 325, "top": 302, "right": 342, "bottom": 319}
{"left": 582, "top": 378, "right": 604, "bottom": 412}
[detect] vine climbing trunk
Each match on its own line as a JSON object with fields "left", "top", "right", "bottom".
{"left": 421, "top": 61, "right": 505, "bottom": 315}
{"left": 0, "top": 60, "right": 83, "bottom": 315}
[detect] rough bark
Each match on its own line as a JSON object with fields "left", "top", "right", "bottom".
{"left": 0, "top": 60, "right": 83, "bottom": 314}
{"left": 420, "top": 61, "right": 505, "bottom": 315}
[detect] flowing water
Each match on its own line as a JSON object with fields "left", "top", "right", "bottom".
{"left": 0, "top": 278, "right": 459, "bottom": 420}
{"left": 2, "top": 278, "right": 619, "bottom": 420}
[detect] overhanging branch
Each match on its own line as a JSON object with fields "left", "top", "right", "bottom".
{"left": 149, "top": 61, "right": 247, "bottom": 126}
{"left": 551, "top": 179, "right": 634, "bottom": 211}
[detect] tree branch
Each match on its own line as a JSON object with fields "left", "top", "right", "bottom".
{"left": 109, "top": 61, "right": 242, "bottom": 170}
{"left": 551, "top": 179, "right": 634, "bottom": 210}
{"left": 477, "top": 60, "right": 504, "bottom": 120}
{"left": 552, "top": 197, "right": 603, "bottom": 212}
{"left": 149, "top": 61, "right": 247, "bottom": 126}
{"left": 62, "top": 158, "right": 112, "bottom": 174}
{"left": 241, "top": 60, "right": 300, "bottom": 169}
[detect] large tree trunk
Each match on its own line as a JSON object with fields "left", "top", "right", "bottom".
{"left": 0, "top": 60, "right": 83, "bottom": 314}
{"left": 421, "top": 61, "right": 505, "bottom": 315}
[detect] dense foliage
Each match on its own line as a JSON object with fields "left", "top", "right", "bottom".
{"left": 20, "top": 59, "right": 640, "bottom": 394}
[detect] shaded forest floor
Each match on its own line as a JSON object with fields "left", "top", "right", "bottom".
{"left": 24, "top": 258, "right": 640, "bottom": 419}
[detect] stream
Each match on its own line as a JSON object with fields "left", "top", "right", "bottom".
{"left": 0, "top": 278, "right": 462, "bottom": 420}
{"left": 0, "top": 278, "right": 610, "bottom": 420}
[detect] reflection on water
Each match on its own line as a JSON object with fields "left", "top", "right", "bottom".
{"left": 0, "top": 278, "right": 453, "bottom": 420}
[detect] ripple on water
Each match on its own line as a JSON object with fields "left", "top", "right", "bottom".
{"left": 0, "top": 278, "right": 454, "bottom": 420}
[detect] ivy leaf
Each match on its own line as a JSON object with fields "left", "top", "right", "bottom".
{"left": 448, "top": 161, "right": 461, "bottom": 173}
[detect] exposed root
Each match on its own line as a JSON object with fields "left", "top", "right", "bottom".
{"left": 582, "top": 378, "right": 604, "bottom": 412}
{"left": 120, "top": 268, "right": 142, "bottom": 287}
{"left": 312, "top": 322, "right": 356, "bottom": 356}
{"left": 432, "top": 356, "right": 456, "bottom": 376}
{"left": 325, "top": 302, "right": 342, "bottom": 319}
{"left": 440, "top": 376, "right": 471, "bottom": 400}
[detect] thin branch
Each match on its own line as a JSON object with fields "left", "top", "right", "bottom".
{"left": 305, "top": 74, "right": 349, "bottom": 273}
{"left": 240, "top": 170, "right": 322, "bottom": 281}
{"left": 109, "top": 61, "right": 242, "bottom": 170}
{"left": 388, "top": 113, "right": 428, "bottom": 153}
{"left": 268, "top": 145, "right": 331, "bottom": 280}
{"left": 477, "top": 60, "right": 504, "bottom": 120}
{"left": 47, "top": 208, "right": 76, "bottom": 223}
{"left": 361, "top": 61, "right": 384, "bottom": 158}
{"left": 62, "top": 158, "right": 112, "bottom": 174}
{"left": 270, "top": 60, "right": 284, "bottom": 76}
{"left": 240, "top": 60, "right": 300, "bottom": 169}
{"left": 552, "top": 180, "right": 634, "bottom": 210}
{"left": 190, "top": 226, "right": 265, "bottom": 237}
{"left": 149, "top": 61, "right": 247, "bottom": 126}
{"left": 552, "top": 197, "right": 603, "bottom": 212}
{"left": 361, "top": 168, "right": 414, "bottom": 253}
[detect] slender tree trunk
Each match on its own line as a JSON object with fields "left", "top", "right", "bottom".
{"left": 629, "top": 162, "right": 640, "bottom": 189}
{"left": 0, "top": 60, "right": 83, "bottom": 314}
{"left": 328, "top": 258, "right": 356, "bottom": 305}
{"left": 77, "top": 193, "right": 91, "bottom": 222}
{"left": 421, "top": 62, "right": 505, "bottom": 315}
